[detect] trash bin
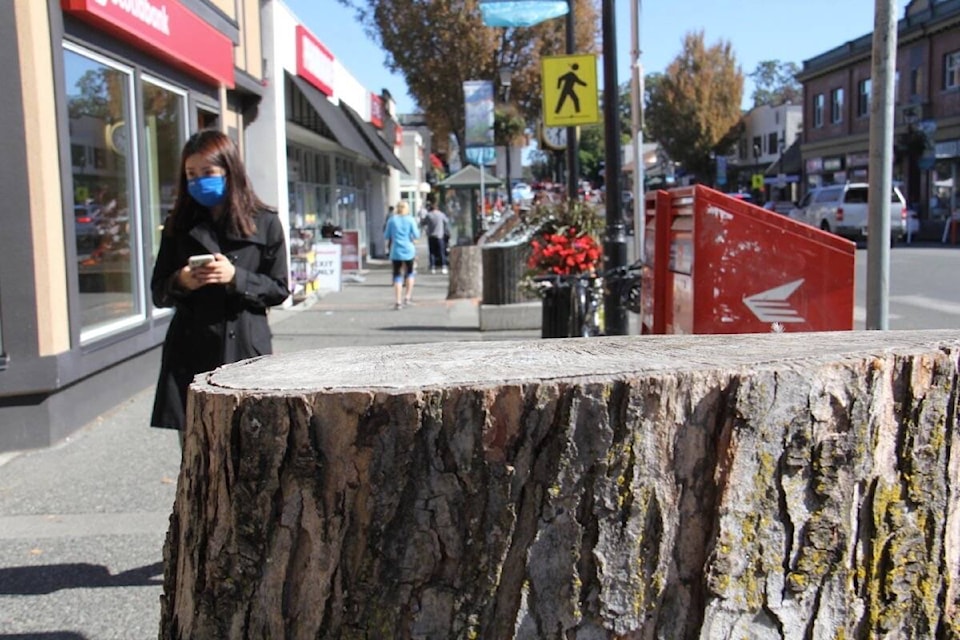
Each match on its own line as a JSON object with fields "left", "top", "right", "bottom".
{"left": 641, "top": 185, "right": 856, "bottom": 334}
{"left": 481, "top": 240, "right": 536, "bottom": 305}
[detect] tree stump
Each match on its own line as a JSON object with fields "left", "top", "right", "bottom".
{"left": 446, "top": 245, "right": 482, "bottom": 299}
{"left": 161, "top": 331, "right": 960, "bottom": 639}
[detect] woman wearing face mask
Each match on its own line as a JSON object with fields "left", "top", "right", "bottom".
{"left": 150, "top": 130, "right": 289, "bottom": 435}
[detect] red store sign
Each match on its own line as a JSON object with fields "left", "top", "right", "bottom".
{"left": 62, "top": 0, "right": 234, "bottom": 88}
{"left": 296, "top": 25, "right": 334, "bottom": 96}
{"left": 370, "top": 93, "right": 383, "bottom": 129}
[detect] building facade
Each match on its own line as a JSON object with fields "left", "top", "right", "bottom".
{"left": 797, "top": 0, "right": 960, "bottom": 236}
{"left": 1, "top": 0, "right": 409, "bottom": 452}
{"left": 248, "top": 1, "right": 406, "bottom": 300}
{"left": 724, "top": 103, "right": 803, "bottom": 201}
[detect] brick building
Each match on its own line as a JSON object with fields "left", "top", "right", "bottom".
{"left": 797, "top": 0, "right": 960, "bottom": 238}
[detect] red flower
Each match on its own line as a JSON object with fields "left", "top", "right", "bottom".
{"left": 528, "top": 227, "right": 600, "bottom": 276}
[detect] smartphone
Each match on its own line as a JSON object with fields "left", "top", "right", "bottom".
{"left": 188, "top": 254, "right": 215, "bottom": 269}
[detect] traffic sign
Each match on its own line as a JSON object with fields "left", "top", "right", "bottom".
{"left": 541, "top": 54, "right": 599, "bottom": 127}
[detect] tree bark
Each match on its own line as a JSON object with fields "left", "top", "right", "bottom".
{"left": 446, "top": 245, "right": 482, "bottom": 300}
{"left": 161, "top": 331, "right": 960, "bottom": 639}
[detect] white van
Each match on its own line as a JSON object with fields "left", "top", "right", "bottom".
{"left": 791, "top": 183, "right": 907, "bottom": 243}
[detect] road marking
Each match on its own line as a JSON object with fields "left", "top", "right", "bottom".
{"left": 853, "top": 307, "right": 901, "bottom": 322}
{"left": 743, "top": 279, "right": 806, "bottom": 323}
{"left": 890, "top": 295, "right": 960, "bottom": 317}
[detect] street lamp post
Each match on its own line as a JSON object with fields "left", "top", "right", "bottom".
{"left": 778, "top": 136, "right": 786, "bottom": 200}
{"left": 752, "top": 143, "right": 761, "bottom": 199}
{"left": 499, "top": 65, "right": 513, "bottom": 205}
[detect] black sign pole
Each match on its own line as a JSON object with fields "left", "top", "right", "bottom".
{"left": 601, "top": 0, "right": 628, "bottom": 334}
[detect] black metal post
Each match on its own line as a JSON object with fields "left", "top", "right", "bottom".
{"left": 601, "top": 0, "right": 627, "bottom": 335}
{"left": 565, "top": 0, "right": 578, "bottom": 201}
{"left": 503, "top": 84, "right": 513, "bottom": 205}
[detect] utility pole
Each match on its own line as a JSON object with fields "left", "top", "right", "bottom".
{"left": 630, "top": 0, "right": 644, "bottom": 262}
{"left": 602, "top": 0, "right": 627, "bottom": 334}
{"left": 565, "top": 0, "right": 578, "bottom": 201}
{"left": 866, "top": 0, "right": 897, "bottom": 329}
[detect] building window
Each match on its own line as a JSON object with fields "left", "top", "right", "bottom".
{"left": 752, "top": 136, "right": 762, "bottom": 161}
{"left": 63, "top": 43, "right": 143, "bottom": 342}
{"left": 814, "top": 94, "right": 824, "bottom": 127}
{"left": 945, "top": 50, "right": 960, "bottom": 89}
{"left": 910, "top": 67, "right": 923, "bottom": 99}
{"left": 830, "top": 88, "right": 843, "bottom": 123}
{"left": 142, "top": 77, "right": 188, "bottom": 265}
{"left": 857, "top": 79, "right": 871, "bottom": 117}
{"left": 767, "top": 132, "right": 778, "bottom": 155}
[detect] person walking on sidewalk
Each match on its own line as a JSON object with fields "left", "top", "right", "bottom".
{"left": 385, "top": 200, "right": 420, "bottom": 309}
{"left": 421, "top": 200, "right": 450, "bottom": 274}
{"left": 149, "top": 130, "right": 290, "bottom": 435}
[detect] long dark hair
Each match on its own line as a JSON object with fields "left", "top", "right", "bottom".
{"left": 167, "top": 130, "right": 271, "bottom": 238}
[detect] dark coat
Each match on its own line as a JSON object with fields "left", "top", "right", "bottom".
{"left": 150, "top": 210, "right": 289, "bottom": 430}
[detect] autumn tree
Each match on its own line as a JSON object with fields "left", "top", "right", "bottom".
{"left": 644, "top": 31, "right": 743, "bottom": 183}
{"left": 748, "top": 60, "right": 801, "bottom": 107}
{"left": 337, "top": 0, "right": 599, "bottom": 160}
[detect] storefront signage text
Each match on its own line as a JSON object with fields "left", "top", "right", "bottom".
{"left": 92, "top": 0, "right": 169, "bottom": 35}
{"left": 296, "top": 26, "right": 334, "bottom": 96}
{"left": 823, "top": 157, "right": 843, "bottom": 172}
{"left": 62, "top": 0, "right": 234, "bottom": 87}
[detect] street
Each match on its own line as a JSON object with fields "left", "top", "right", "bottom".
{"left": 854, "top": 244, "right": 960, "bottom": 330}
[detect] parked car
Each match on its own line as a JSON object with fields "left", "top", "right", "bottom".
{"left": 74, "top": 204, "right": 103, "bottom": 255}
{"left": 790, "top": 183, "right": 907, "bottom": 243}
{"left": 762, "top": 200, "right": 797, "bottom": 215}
{"left": 511, "top": 181, "right": 533, "bottom": 203}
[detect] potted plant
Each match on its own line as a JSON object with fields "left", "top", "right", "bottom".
{"left": 523, "top": 199, "right": 604, "bottom": 338}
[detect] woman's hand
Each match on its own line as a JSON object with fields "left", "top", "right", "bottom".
{"left": 178, "top": 253, "right": 236, "bottom": 289}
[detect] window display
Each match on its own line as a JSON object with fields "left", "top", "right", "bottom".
{"left": 64, "top": 43, "right": 143, "bottom": 340}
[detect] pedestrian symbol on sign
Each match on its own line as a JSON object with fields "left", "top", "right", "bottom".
{"left": 555, "top": 64, "right": 587, "bottom": 114}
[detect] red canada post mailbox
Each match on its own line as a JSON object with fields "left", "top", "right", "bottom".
{"left": 640, "top": 185, "right": 855, "bottom": 335}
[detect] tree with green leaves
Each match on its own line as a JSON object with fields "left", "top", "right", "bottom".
{"left": 644, "top": 32, "right": 743, "bottom": 184}
{"left": 337, "top": 0, "right": 599, "bottom": 162}
{"left": 748, "top": 60, "right": 801, "bottom": 107}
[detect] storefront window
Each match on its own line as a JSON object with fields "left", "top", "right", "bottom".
{"left": 142, "top": 77, "right": 187, "bottom": 264}
{"left": 63, "top": 44, "right": 142, "bottom": 341}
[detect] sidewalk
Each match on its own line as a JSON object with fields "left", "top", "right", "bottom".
{"left": 0, "top": 244, "right": 539, "bottom": 638}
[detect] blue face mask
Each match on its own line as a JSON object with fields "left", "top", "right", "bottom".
{"left": 187, "top": 175, "right": 227, "bottom": 207}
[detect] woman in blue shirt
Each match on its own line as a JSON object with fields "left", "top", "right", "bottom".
{"left": 384, "top": 201, "right": 420, "bottom": 309}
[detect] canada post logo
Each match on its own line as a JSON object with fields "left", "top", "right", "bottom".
{"left": 92, "top": 0, "right": 171, "bottom": 36}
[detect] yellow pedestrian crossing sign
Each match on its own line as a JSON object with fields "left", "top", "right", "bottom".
{"left": 541, "top": 54, "right": 599, "bottom": 127}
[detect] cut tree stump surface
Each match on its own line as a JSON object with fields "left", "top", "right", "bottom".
{"left": 202, "top": 330, "right": 960, "bottom": 392}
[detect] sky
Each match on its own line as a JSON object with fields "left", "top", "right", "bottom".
{"left": 284, "top": 0, "right": 908, "bottom": 115}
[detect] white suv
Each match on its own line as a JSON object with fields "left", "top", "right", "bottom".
{"left": 791, "top": 183, "right": 907, "bottom": 243}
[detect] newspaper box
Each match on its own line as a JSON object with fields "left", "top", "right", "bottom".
{"left": 640, "top": 185, "right": 855, "bottom": 335}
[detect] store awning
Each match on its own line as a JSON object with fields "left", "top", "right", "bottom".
{"left": 288, "top": 74, "right": 380, "bottom": 164}
{"left": 339, "top": 101, "right": 409, "bottom": 173}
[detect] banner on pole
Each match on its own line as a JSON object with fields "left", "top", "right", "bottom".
{"left": 463, "top": 80, "right": 494, "bottom": 147}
